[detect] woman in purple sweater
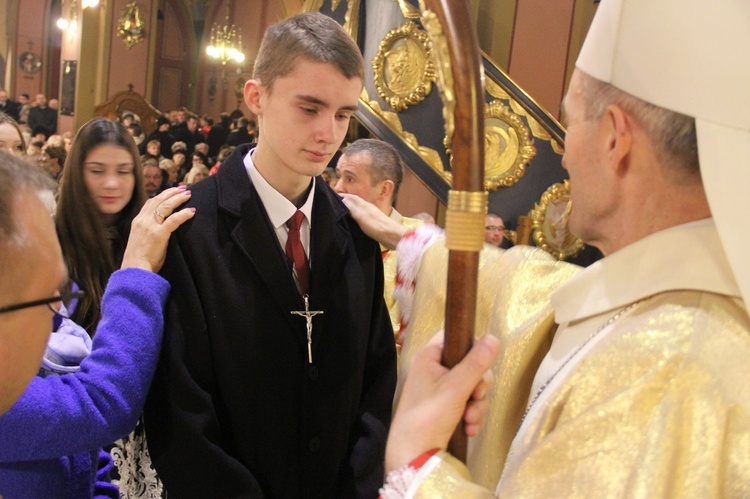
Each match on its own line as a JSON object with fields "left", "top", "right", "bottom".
{"left": 0, "top": 186, "right": 194, "bottom": 498}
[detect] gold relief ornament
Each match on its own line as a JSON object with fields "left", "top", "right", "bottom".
{"left": 528, "top": 180, "right": 585, "bottom": 260}
{"left": 117, "top": 1, "right": 146, "bottom": 49}
{"left": 359, "top": 87, "right": 448, "bottom": 181}
{"left": 481, "top": 99, "right": 536, "bottom": 190}
{"left": 485, "top": 78, "right": 565, "bottom": 154}
{"left": 372, "top": 21, "right": 436, "bottom": 112}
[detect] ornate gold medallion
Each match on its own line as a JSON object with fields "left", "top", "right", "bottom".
{"left": 373, "top": 21, "right": 436, "bottom": 112}
{"left": 482, "top": 99, "right": 536, "bottom": 189}
{"left": 528, "top": 180, "right": 585, "bottom": 260}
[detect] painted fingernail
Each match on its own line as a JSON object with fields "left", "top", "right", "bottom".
{"left": 190, "top": 207, "right": 196, "bottom": 213}
{"left": 183, "top": 190, "right": 192, "bottom": 195}
{"left": 178, "top": 185, "right": 187, "bottom": 190}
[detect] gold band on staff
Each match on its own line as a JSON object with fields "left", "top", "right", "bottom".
{"left": 445, "top": 190, "right": 488, "bottom": 251}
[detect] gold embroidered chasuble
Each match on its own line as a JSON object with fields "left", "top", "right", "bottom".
{"left": 397, "top": 219, "right": 750, "bottom": 497}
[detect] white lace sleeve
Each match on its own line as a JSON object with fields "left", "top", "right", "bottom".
{"left": 380, "top": 463, "right": 420, "bottom": 499}
{"left": 110, "top": 415, "right": 164, "bottom": 498}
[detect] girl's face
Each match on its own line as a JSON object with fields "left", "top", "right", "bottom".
{"left": 83, "top": 144, "right": 135, "bottom": 224}
{"left": 193, "top": 170, "right": 207, "bottom": 183}
{"left": 0, "top": 123, "right": 24, "bottom": 157}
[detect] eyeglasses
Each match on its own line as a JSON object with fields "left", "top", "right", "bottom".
{"left": 0, "top": 287, "right": 85, "bottom": 319}
{"left": 485, "top": 225, "right": 505, "bottom": 232}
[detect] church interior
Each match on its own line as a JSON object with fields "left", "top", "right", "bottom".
{"left": 1, "top": 0, "right": 601, "bottom": 264}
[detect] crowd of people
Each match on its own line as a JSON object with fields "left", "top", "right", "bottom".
{"left": 0, "top": 87, "right": 260, "bottom": 204}
{"left": 0, "top": 2, "right": 748, "bottom": 498}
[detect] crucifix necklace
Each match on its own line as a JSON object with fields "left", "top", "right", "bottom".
{"left": 291, "top": 294, "right": 324, "bottom": 363}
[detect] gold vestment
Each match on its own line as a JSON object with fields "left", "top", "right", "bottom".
{"left": 399, "top": 221, "right": 750, "bottom": 497}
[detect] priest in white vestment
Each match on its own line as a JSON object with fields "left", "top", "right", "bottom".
{"left": 341, "top": 0, "right": 750, "bottom": 496}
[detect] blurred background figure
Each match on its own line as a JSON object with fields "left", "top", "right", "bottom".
{"left": 484, "top": 213, "right": 505, "bottom": 247}
{"left": 0, "top": 112, "right": 25, "bottom": 156}
{"left": 411, "top": 212, "right": 435, "bottom": 224}
{"left": 39, "top": 144, "right": 66, "bottom": 181}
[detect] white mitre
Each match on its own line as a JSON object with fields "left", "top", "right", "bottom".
{"left": 576, "top": 0, "right": 750, "bottom": 307}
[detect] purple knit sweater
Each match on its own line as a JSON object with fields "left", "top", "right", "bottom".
{"left": 0, "top": 268, "right": 169, "bottom": 498}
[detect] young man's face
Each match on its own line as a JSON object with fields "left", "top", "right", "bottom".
{"left": 246, "top": 59, "right": 362, "bottom": 197}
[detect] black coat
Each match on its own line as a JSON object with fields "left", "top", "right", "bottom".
{"left": 27, "top": 106, "right": 57, "bottom": 137}
{"left": 207, "top": 122, "right": 230, "bottom": 158}
{"left": 145, "top": 145, "right": 397, "bottom": 498}
{"left": 0, "top": 99, "right": 20, "bottom": 121}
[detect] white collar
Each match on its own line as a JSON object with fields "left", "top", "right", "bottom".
{"left": 551, "top": 218, "right": 741, "bottom": 324}
{"left": 243, "top": 148, "right": 315, "bottom": 229}
{"left": 389, "top": 207, "right": 403, "bottom": 224}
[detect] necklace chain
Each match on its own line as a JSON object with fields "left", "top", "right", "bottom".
{"left": 517, "top": 299, "right": 644, "bottom": 432}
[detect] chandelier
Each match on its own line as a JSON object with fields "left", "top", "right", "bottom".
{"left": 56, "top": 0, "right": 78, "bottom": 41}
{"left": 206, "top": 2, "right": 245, "bottom": 65}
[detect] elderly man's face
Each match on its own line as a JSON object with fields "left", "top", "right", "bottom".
{"left": 560, "top": 70, "right": 612, "bottom": 248}
{"left": 143, "top": 164, "right": 162, "bottom": 195}
{"left": 0, "top": 193, "right": 66, "bottom": 414}
{"left": 0, "top": 91, "right": 7, "bottom": 102}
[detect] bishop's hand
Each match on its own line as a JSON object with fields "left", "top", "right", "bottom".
{"left": 385, "top": 333, "right": 500, "bottom": 473}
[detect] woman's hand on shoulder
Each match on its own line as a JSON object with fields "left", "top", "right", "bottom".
{"left": 121, "top": 186, "right": 195, "bottom": 273}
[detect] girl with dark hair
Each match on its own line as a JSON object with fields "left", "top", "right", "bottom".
{"left": 56, "top": 117, "right": 146, "bottom": 335}
{"left": 0, "top": 112, "right": 26, "bottom": 156}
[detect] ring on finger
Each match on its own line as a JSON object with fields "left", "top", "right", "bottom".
{"left": 153, "top": 209, "right": 167, "bottom": 221}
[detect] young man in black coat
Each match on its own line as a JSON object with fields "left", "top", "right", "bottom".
{"left": 145, "top": 12, "right": 397, "bottom": 498}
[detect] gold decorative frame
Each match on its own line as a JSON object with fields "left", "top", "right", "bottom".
{"left": 528, "top": 180, "right": 585, "bottom": 260}
{"left": 372, "top": 21, "right": 436, "bottom": 112}
{"left": 480, "top": 99, "right": 536, "bottom": 190}
{"left": 359, "top": 87, "right": 448, "bottom": 181}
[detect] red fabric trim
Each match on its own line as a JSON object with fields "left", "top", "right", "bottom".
{"left": 408, "top": 448, "right": 440, "bottom": 469}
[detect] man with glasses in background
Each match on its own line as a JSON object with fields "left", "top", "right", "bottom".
{"left": 483, "top": 213, "right": 506, "bottom": 247}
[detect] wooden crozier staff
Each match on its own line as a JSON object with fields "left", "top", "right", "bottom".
{"left": 420, "top": 0, "right": 486, "bottom": 461}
